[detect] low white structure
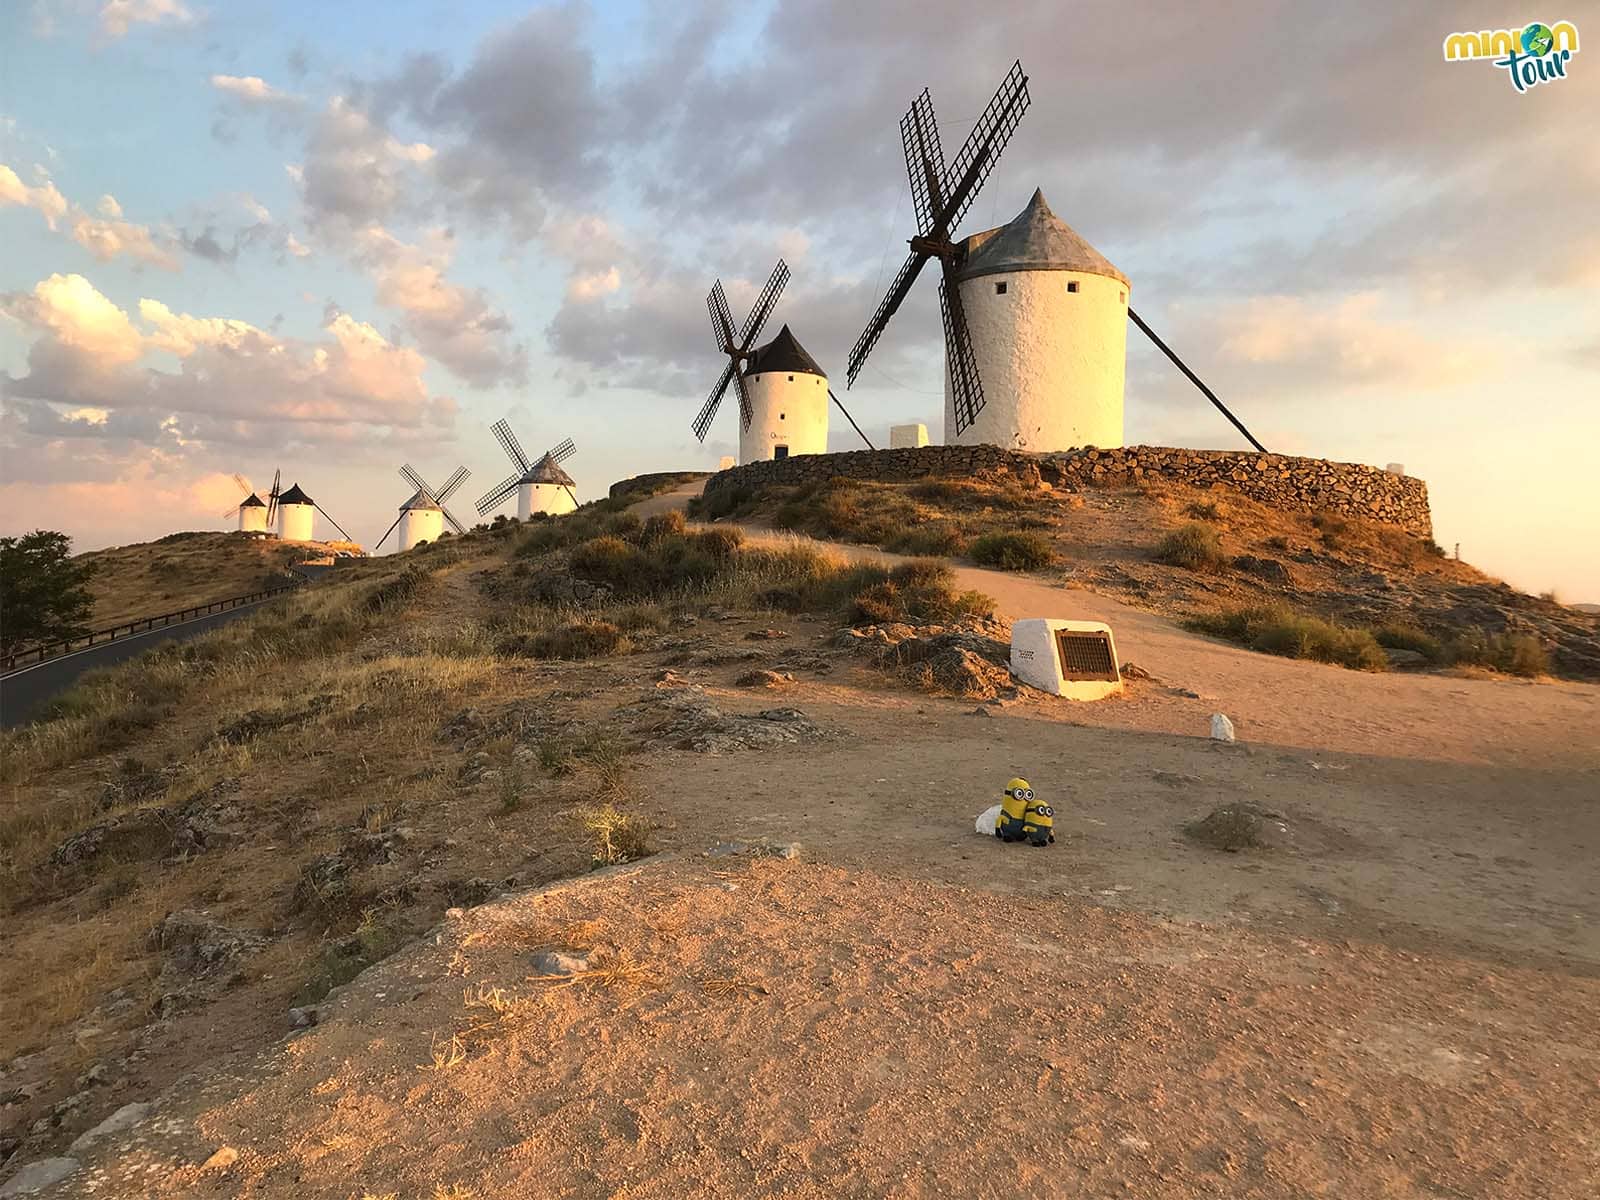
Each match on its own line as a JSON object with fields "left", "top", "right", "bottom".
{"left": 718, "top": 455, "right": 737, "bottom": 471}
{"left": 397, "top": 494, "right": 445, "bottom": 551}
{"left": 1009, "top": 618, "right": 1123, "bottom": 701}
{"left": 890, "top": 423, "right": 929, "bottom": 449}
{"left": 236, "top": 493, "right": 268, "bottom": 533}
{"left": 519, "top": 455, "right": 579, "bottom": 519}
{"left": 275, "top": 483, "right": 316, "bottom": 542}
{"left": 946, "top": 189, "right": 1129, "bottom": 453}
{"left": 1385, "top": 462, "right": 1406, "bottom": 476}
{"left": 740, "top": 325, "right": 828, "bottom": 464}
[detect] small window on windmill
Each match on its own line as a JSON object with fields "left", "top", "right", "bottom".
{"left": 995, "top": 282, "right": 1007, "bottom": 295}
{"left": 779, "top": 412, "right": 786, "bottom": 420}
{"left": 1120, "top": 291, "right": 1126, "bottom": 303}
{"left": 1066, "top": 280, "right": 1079, "bottom": 294}
{"left": 788, "top": 375, "right": 795, "bottom": 381}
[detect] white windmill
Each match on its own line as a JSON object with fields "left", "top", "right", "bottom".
{"left": 693, "top": 261, "right": 830, "bottom": 464}
{"left": 375, "top": 463, "right": 470, "bottom": 552}
{"left": 849, "top": 60, "right": 1268, "bottom": 454}
{"left": 274, "top": 481, "right": 352, "bottom": 543}
{"left": 221, "top": 473, "right": 270, "bottom": 533}
{"left": 475, "top": 420, "right": 579, "bottom": 520}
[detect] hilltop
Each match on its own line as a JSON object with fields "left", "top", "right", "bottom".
{"left": 1, "top": 480, "right": 1596, "bottom": 1197}
{"left": 73, "top": 532, "right": 364, "bottom": 631}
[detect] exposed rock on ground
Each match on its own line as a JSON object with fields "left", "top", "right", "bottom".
{"left": 631, "top": 686, "right": 828, "bottom": 753}
{"left": 1183, "top": 803, "right": 1292, "bottom": 852}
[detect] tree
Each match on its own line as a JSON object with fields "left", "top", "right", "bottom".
{"left": 0, "top": 531, "right": 97, "bottom": 656}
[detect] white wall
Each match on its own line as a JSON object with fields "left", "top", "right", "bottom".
{"left": 520, "top": 481, "right": 578, "bottom": 519}
{"left": 944, "top": 269, "right": 1127, "bottom": 451}
{"left": 238, "top": 506, "right": 267, "bottom": 533}
{"left": 890, "top": 423, "right": 929, "bottom": 449}
{"left": 741, "top": 371, "right": 829, "bottom": 464}
{"left": 278, "top": 502, "right": 315, "bottom": 542}
{"left": 398, "top": 507, "right": 444, "bottom": 551}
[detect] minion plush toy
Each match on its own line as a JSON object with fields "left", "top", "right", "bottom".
{"left": 995, "top": 777, "right": 1054, "bottom": 846}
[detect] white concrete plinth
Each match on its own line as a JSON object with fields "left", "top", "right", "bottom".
{"left": 1010, "top": 618, "right": 1122, "bottom": 701}
{"left": 890, "top": 423, "right": 929, "bottom": 449}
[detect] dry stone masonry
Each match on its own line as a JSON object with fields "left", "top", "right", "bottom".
{"left": 703, "top": 444, "right": 1432, "bottom": 536}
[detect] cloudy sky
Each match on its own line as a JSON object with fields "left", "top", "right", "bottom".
{"left": 2, "top": 1, "right": 1596, "bottom": 597}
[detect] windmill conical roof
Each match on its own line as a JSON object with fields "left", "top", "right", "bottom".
{"left": 278, "top": 483, "right": 314, "bottom": 506}
{"left": 400, "top": 489, "right": 440, "bottom": 512}
{"left": 523, "top": 454, "right": 575, "bottom": 486}
{"left": 954, "top": 189, "right": 1128, "bottom": 286}
{"left": 239, "top": 493, "right": 266, "bottom": 508}
{"left": 745, "top": 324, "right": 826, "bottom": 379}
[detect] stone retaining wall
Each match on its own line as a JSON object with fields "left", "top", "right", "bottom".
{"left": 703, "top": 445, "right": 1432, "bottom": 536}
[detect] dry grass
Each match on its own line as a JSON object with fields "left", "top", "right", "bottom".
{"left": 575, "top": 804, "right": 655, "bottom": 867}
{"left": 1154, "top": 522, "right": 1227, "bottom": 571}
{"left": 1186, "top": 604, "right": 1388, "bottom": 671}
{"left": 969, "top": 530, "right": 1055, "bottom": 571}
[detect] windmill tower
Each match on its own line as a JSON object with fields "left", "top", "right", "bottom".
{"left": 693, "top": 261, "right": 829, "bottom": 464}
{"left": 221, "top": 474, "right": 269, "bottom": 533}
{"left": 851, "top": 60, "right": 1268, "bottom": 455}
{"left": 274, "top": 482, "right": 353, "bottom": 543}
{"left": 375, "top": 464, "right": 470, "bottom": 552}
{"left": 476, "top": 421, "right": 579, "bottom": 520}
{"left": 947, "top": 188, "right": 1129, "bottom": 450}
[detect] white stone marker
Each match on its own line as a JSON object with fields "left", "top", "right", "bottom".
{"left": 1009, "top": 618, "right": 1123, "bottom": 701}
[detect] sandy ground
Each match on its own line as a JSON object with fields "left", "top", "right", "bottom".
{"left": 13, "top": 486, "right": 1600, "bottom": 1198}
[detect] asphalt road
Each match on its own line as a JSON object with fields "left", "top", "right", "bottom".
{"left": 0, "top": 598, "right": 281, "bottom": 730}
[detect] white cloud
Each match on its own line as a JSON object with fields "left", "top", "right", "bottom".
{"left": 99, "top": 0, "right": 194, "bottom": 39}
{"left": 1, "top": 162, "right": 177, "bottom": 269}
{"left": 297, "top": 98, "right": 435, "bottom": 228}
{"left": 209, "top": 74, "right": 299, "bottom": 107}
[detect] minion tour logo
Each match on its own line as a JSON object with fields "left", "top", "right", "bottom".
{"left": 1443, "top": 20, "right": 1580, "bottom": 92}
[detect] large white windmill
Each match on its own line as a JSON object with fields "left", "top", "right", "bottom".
{"left": 849, "top": 59, "right": 1267, "bottom": 455}
{"left": 475, "top": 420, "right": 579, "bottom": 520}
{"left": 375, "top": 464, "right": 470, "bottom": 552}
{"left": 274, "top": 481, "right": 353, "bottom": 543}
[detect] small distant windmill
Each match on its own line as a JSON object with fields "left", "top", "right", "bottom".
{"left": 692, "top": 261, "right": 864, "bottom": 463}
{"left": 475, "top": 419, "right": 578, "bottom": 520}
{"left": 221, "top": 474, "right": 269, "bottom": 533}
{"left": 846, "top": 60, "right": 1032, "bottom": 436}
{"left": 375, "top": 464, "right": 470, "bottom": 552}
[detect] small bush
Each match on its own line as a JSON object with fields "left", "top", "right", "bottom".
{"left": 1372, "top": 623, "right": 1444, "bottom": 662}
{"left": 887, "top": 524, "right": 968, "bottom": 557}
{"left": 499, "top": 620, "right": 629, "bottom": 660}
{"left": 1183, "top": 500, "right": 1222, "bottom": 521}
{"left": 640, "top": 509, "right": 687, "bottom": 544}
{"left": 1187, "top": 603, "right": 1388, "bottom": 671}
{"left": 1447, "top": 628, "right": 1550, "bottom": 676}
{"left": 1154, "top": 523, "right": 1226, "bottom": 571}
{"left": 576, "top": 803, "right": 654, "bottom": 867}
{"left": 969, "top": 531, "right": 1054, "bottom": 571}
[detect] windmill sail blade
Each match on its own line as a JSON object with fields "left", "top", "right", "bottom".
{"left": 441, "top": 506, "right": 466, "bottom": 535}
{"left": 708, "top": 282, "right": 738, "bottom": 352}
{"left": 267, "top": 468, "right": 281, "bottom": 524}
{"left": 374, "top": 512, "right": 404, "bottom": 550}
{"left": 738, "top": 259, "right": 789, "bottom": 350}
{"left": 733, "top": 363, "right": 754, "bottom": 431}
{"left": 476, "top": 469, "right": 523, "bottom": 515}
{"left": 436, "top": 466, "right": 470, "bottom": 503}
{"left": 901, "top": 90, "right": 946, "bottom": 236}
{"left": 544, "top": 437, "right": 576, "bottom": 464}
{"left": 315, "top": 503, "right": 353, "bottom": 543}
{"left": 940, "top": 272, "right": 986, "bottom": 435}
{"left": 491, "top": 418, "right": 532, "bottom": 473}
{"left": 937, "top": 60, "right": 1030, "bottom": 237}
{"left": 692, "top": 358, "right": 736, "bottom": 441}
{"left": 847, "top": 250, "right": 930, "bottom": 386}
{"left": 1128, "top": 307, "right": 1268, "bottom": 453}
{"left": 400, "top": 463, "right": 436, "bottom": 504}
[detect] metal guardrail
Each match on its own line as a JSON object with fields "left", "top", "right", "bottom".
{"left": 1, "top": 580, "right": 303, "bottom": 673}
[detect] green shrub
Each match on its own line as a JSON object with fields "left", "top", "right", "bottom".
{"left": 1183, "top": 500, "right": 1222, "bottom": 521}
{"left": 499, "top": 620, "right": 629, "bottom": 660}
{"left": 969, "top": 531, "right": 1054, "bottom": 571}
{"left": 1447, "top": 628, "right": 1550, "bottom": 676}
{"left": 640, "top": 509, "right": 687, "bottom": 544}
{"left": 888, "top": 524, "right": 968, "bottom": 557}
{"left": 1372, "top": 623, "right": 1444, "bottom": 662}
{"left": 1155, "top": 523, "right": 1226, "bottom": 571}
{"left": 1186, "top": 603, "right": 1388, "bottom": 671}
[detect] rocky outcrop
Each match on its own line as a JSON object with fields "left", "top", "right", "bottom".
{"left": 703, "top": 444, "right": 1432, "bottom": 536}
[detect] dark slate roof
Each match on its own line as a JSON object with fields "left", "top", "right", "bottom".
{"left": 239, "top": 493, "right": 266, "bottom": 508}
{"left": 954, "top": 188, "right": 1128, "bottom": 286}
{"left": 400, "top": 489, "right": 440, "bottom": 511}
{"left": 523, "top": 454, "right": 576, "bottom": 486}
{"left": 277, "top": 483, "right": 314, "bottom": 506}
{"left": 745, "top": 324, "right": 826, "bottom": 379}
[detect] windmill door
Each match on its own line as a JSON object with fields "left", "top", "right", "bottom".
{"left": 773, "top": 445, "right": 789, "bottom": 460}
